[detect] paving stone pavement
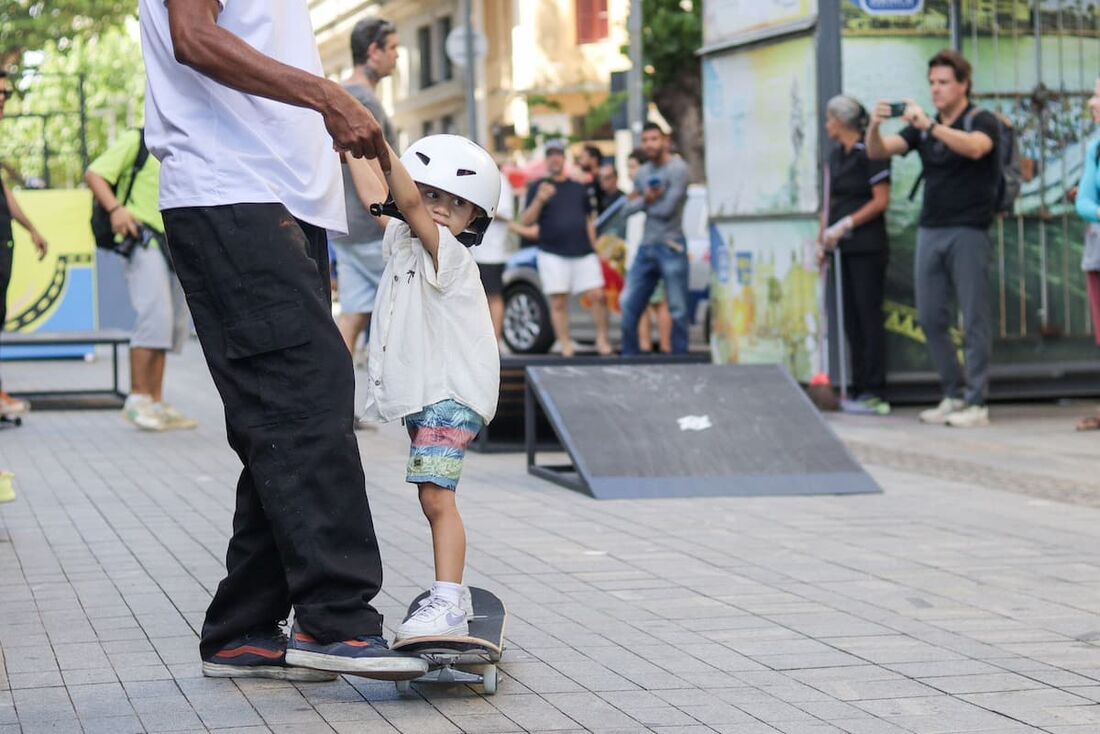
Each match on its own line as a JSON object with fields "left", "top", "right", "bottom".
{"left": 1, "top": 347, "right": 1099, "bottom": 733}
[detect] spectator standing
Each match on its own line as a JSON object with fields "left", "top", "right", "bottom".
{"left": 867, "top": 50, "right": 997, "bottom": 428}
{"left": 620, "top": 123, "right": 691, "bottom": 355}
{"left": 139, "top": 0, "right": 425, "bottom": 679}
{"left": 333, "top": 18, "right": 399, "bottom": 367}
{"left": 597, "top": 162, "right": 624, "bottom": 215}
{"left": 0, "top": 70, "right": 49, "bottom": 420}
{"left": 820, "top": 95, "right": 892, "bottom": 416}
{"left": 86, "top": 129, "right": 198, "bottom": 432}
{"left": 576, "top": 143, "right": 604, "bottom": 214}
{"left": 520, "top": 140, "right": 612, "bottom": 357}
{"left": 474, "top": 168, "right": 514, "bottom": 352}
{"left": 1072, "top": 86, "right": 1100, "bottom": 431}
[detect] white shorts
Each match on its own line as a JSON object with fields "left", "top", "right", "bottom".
{"left": 536, "top": 251, "right": 605, "bottom": 296}
{"left": 125, "top": 244, "right": 190, "bottom": 353}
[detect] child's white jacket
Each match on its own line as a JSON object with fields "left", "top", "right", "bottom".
{"left": 363, "top": 219, "right": 500, "bottom": 424}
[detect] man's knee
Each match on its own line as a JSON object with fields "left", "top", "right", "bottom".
{"left": 549, "top": 294, "right": 569, "bottom": 311}
{"left": 585, "top": 288, "right": 605, "bottom": 305}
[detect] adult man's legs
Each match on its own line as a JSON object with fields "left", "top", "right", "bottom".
{"left": 657, "top": 242, "right": 690, "bottom": 354}
{"left": 163, "top": 204, "right": 385, "bottom": 655}
{"left": 620, "top": 245, "right": 663, "bottom": 356}
{"left": 947, "top": 227, "right": 993, "bottom": 406}
{"left": 548, "top": 294, "right": 573, "bottom": 357}
{"left": 0, "top": 239, "right": 28, "bottom": 417}
{"left": 915, "top": 227, "right": 964, "bottom": 400}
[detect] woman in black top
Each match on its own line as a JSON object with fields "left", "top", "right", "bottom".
{"left": 820, "top": 95, "right": 891, "bottom": 414}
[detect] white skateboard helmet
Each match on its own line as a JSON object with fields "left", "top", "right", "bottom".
{"left": 400, "top": 134, "right": 500, "bottom": 246}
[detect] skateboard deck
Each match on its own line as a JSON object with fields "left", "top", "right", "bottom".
{"left": 391, "top": 587, "right": 506, "bottom": 694}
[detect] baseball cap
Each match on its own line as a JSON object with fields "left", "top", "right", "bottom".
{"left": 544, "top": 139, "right": 566, "bottom": 155}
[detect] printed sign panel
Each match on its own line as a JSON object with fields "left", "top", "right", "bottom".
{"left": 704, "top": 0, "right": 817, "bottom": 48}
{"left": 703, "top": 34, "right": 819, "bottom": 217}
{"left": 1, "top": 189, "right": 96, "bottom": 360}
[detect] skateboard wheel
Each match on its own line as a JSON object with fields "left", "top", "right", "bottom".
{"left": 481, "top": 665, "right": 497, "bottom": 695}
{"left": 395, "top": 679, "right": 412, "bottom": 695}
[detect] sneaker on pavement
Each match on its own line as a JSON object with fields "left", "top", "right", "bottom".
{"left": 354, "top": 416, "right": 378, "bottom": 431}
{"left": 0, "top": 391, "right": 29, "bottom": 418}
{"left": 284, "top": 624, "right": 428, "bottom": 679}
{"left": 0, "top": 472, "right": 16, "bottom": 504}
{"left": 202, "top": 627, "right": 338, "bottom": 682}
{"left": 842, "top": 395, "right": 891, "bottom": 416}
{"left": 396, "top": 595, "right": 469, "bottom": 641}
{"left": 156, "top": 403, "right": 198, "bottom": 431}
{"left": 946, "top": 404, "right": 989, "bottom": 428}
{"left": 123, "top": 395, "right": 166, "bottom": 431}
{"left": 918, "top": 397, "right": 966, "bottom": 425}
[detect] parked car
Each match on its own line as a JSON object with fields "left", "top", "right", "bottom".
{"left": 502, "top": 184, "right": 710, "bottom": 354}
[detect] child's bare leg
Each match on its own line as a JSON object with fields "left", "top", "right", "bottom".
{"left": 418, "top": 483, "right": 466, "bottom": 583}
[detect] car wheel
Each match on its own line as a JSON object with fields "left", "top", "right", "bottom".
{"left": 503, "top": 282, "right": 555, "bottom": 354}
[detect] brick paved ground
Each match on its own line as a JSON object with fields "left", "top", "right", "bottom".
{"left": 1, "top": 346, "right": 1099, "bottom": 733}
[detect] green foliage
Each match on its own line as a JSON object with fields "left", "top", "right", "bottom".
{"left": 2, "top": 24, "right": 145, "bottom": 188}
{"left": 637, "top": 0, "right": 702, "bottom": 96}
{"left": 582, "top": 91, "right": 628, "bottom": 139}
{"left": 0, "top": 1, "right": 135, "bottom": 65}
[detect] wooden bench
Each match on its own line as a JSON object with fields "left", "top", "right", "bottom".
{"left": 0, "top": 330, "right": 131, "bottom": 408}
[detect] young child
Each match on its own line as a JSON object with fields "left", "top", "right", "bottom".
{"left": 358, "top": 135, "right": 501, "bottom": 640}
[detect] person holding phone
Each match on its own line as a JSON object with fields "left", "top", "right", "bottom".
{"left": 620, "top": 123, "right": 691, "bottom": 355}
{"left": 867, "top": 49, "right": 998, "bottom": 428}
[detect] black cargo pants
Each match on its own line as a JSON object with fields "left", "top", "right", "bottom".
{"left": 161, "top": 204, "right": 384, "bottom": 659}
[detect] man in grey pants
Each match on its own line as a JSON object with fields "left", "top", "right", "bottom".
{"left": 867, "top": 49, "right": 998, "bottom": 428}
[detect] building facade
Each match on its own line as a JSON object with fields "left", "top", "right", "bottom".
{"left": 309, "top": 0, "right": 632, "bottom": 157}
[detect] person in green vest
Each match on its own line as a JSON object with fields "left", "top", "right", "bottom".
{"left": 86, "top": 130, "right": 197, "bottom": 432}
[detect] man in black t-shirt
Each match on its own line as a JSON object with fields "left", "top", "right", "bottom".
{"left": 868, "top": 49, "right": 997, "bottom": 429}
{"left": 520, "top": 140, "right": 611, "bottom": 357}
{"left": 0, "top": 69, "right": 49, "bottom": 420}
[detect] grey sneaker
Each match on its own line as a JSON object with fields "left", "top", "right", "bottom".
{"left": 946, "top": 404, "right": 989, "bottom": 428}
{"left": 918, "top": 397, "right": 966, "bottom": 425}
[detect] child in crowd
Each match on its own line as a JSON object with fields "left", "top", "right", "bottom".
{"left": 355, "top": 135, "right": 500, "bottom": 639}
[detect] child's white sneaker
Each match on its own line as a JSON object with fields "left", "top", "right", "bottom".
{"left": 396, "top": 595, "right": 468, "bottom": 641}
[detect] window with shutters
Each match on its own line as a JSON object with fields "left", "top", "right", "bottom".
{"left": 575, "top": 0, "right": 609, "bottom": 44}
{"left": 418, "top": 24, "right": 434, "bottom": 89}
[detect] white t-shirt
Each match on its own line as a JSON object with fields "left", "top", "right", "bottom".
{"left": 473, "top": 172, "right": 514, "bottom": 265}
{"left": 364, "top": 220, "right": 500, "bottom": 424}
{"left": 139, "top": 0, "right": 346, "bottom": 234}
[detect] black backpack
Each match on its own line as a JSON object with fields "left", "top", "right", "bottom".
{"left": 90, "top": 129, "right": 149, "bottom": 253}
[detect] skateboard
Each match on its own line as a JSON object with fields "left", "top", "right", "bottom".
{"left": 0, "top": 415, "right": 22, "bottom": 430}
{"left": 391, "top": 586, "right": 506, "bottom": 695}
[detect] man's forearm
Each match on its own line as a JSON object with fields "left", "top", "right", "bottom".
{"left": 4, "top": 184, "right": 38, "bottom": 234}
{"left": 85, "top": 171, "right": 121, "bottom": 212}
{"left": 932, "top": 125, "right": 991, "bottom": 161}
{"left": 520, "top": 199, "right": 544, "bottom": 226}
{"left": 865, "top": 125, "right": 888, "bottom": 160}
{"left": 168, "top": 4, "right": 336, "bottom": 115}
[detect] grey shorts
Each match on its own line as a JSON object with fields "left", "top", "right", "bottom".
{"left": 333, "top": 239, "right": 385, "bottom": 314}
{"left": 125, "top": 244, "right": 189, "bottom": 352}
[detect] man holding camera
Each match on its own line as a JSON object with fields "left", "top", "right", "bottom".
{"left": 620, "top": 123, "right": 691, "bottom": 355}
{"left": 867, "top": 49, "right": 997, "bottom": 428}
{"left": 86, "top": 130, "right": 197, "bottom": 432}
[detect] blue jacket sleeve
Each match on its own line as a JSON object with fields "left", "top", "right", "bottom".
{"left": 1076, "top": 139, "right": 1100, "bottom": 223}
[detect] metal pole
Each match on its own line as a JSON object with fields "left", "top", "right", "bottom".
{"left": 78, "top": 72, "right": 89, "bottom": 172}
{"left": 627, "top": 0, "right": 643, "bottom": 144}
{"left": 464, "top": 0, "right": 478, "bottom": 143}
{"left": 950, "top": 0, "right": 962, "bottom": 51}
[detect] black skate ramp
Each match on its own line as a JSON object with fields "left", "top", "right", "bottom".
{"left": 525, "top": 363, "right": 881, "bottom": 499}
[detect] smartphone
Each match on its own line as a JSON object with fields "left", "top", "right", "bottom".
{"left": 646, "top": 176, "right": 662, "bottom": 190}
{"left": 888, "top": 101, "right": 908, "bottom": 118}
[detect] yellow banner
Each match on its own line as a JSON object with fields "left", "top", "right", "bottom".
{"left": 5, "top": 189, "right": 97, "bottom": 333}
